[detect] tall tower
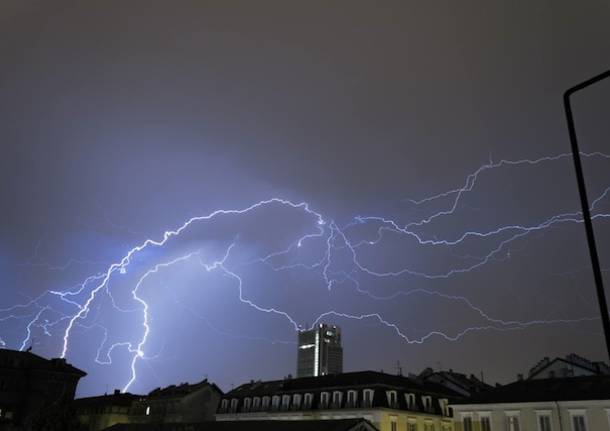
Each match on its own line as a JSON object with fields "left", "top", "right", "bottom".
{"left": 297, "top": 324, "right": 343, "bottom": 377}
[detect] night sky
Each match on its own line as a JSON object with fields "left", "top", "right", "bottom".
{"left": 2, "top": 1, "right": 610, "bottom": 397}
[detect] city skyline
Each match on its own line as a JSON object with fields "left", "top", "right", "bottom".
{"left": 1, "top": 1, "right": 610, "bottom": 397}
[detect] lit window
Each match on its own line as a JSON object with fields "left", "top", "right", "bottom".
{"left": 145, "top": 406, "right": 150, "bottom": 416}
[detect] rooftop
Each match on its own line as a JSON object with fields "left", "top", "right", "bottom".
{"left": 454, "top": 375, "right": 610, "bottom": 405}
{"left": 226, "top": 371, "right": 461, "bottom": 398}
{"left": 0, "top": 348, "right": 86, "bottom": 377}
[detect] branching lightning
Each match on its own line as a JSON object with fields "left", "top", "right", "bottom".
{"left": 2, "top": 152, "right": 610, "bottom": 392}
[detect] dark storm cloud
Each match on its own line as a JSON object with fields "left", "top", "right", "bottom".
{"left": 1, "top": 0, "right": 610, "bottom": 395}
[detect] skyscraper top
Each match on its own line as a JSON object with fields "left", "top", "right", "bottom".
{"left": 297, "top": 324, "right": 343, "bottom": 378}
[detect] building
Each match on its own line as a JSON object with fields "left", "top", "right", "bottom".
{"left": 0, "top": 348, "right": 86, "bottom": 430}
{"left": 418, "top": 368, "right": 493, "bottom": 398}
{"left": 73, "top": 390, "right": 142, "bottom": 431}
{"left": 216, "top": 371, "right": 460, "bottom": 431}
{"left": 102, "top": 418, "right": 379, "bottom": 431}
{"left": 297, "top": 324, "right": 343, "bottom": 378}
{"left": 527, "top": 353, "right": 610, "bottom": 379}
{"left": 74, "top": 379, "right": 222, "bottom": 431}
{"left": 450, "top": 375, "right": 610, "bottom": 431}
{"left": 131, "top": 379, "right": 222, "bottom": 423}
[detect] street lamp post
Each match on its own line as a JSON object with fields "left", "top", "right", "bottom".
{"left": 563, "top": 69, "right": 610, "bottom": 360}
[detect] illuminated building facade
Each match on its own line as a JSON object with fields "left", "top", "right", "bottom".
{"left": 297, "top": 324, "right": 343, "bottom": 378}
{"left": 216, "top": 371, "right": 459, "bottom": 431}
{"left": 451, "top": 375, "right": 610, "bottom": 431}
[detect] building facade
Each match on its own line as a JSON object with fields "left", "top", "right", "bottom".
{"left": 451, "top": 375, "right": 610, "bottom": 431}
{"left": 0, "top": 348, "right": 86, "bottom": 430}
{"left": 297, "top": 324, "right": 343, "bottom": 378}
{"left": 217, "top": 371, "right": 460, "bottom": 431}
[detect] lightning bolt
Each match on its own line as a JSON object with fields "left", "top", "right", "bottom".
{"left": 1, "top": 152, "right": 609, "bottom": 393}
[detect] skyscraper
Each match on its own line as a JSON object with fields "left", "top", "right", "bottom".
{"left": 297, "top": 324, "right": 343, "bottom": 377}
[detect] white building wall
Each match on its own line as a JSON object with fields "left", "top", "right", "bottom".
{"left": 452, "top": 400, "right": 610, "bottom": 431}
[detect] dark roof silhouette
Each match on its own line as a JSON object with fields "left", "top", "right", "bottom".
{"left": 74, "top": 390, "right": 143, "bottom": 407}
{"left": 0, "top": 348, "right": 86, "bottom": 376}
{"left": 103, "top": 418, "right": 377, "bottom": 431}
{"left": 454, "top": 375, "right": 610, "bottom": 404}
{"left": 419, "top": 368, "right": 493, "bottom": 395}
{"left": 226, "top": 371, "right": 460, "bottom": 398}
{"left": 528, "top": 353, "right": 610, "bottom": 379}
{"left": 147, "top": 379, "right": 223, "bottom": 398}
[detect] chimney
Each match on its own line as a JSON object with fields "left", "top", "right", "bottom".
{"left": 113, "top": 389, "right": 121, "bottom": 396}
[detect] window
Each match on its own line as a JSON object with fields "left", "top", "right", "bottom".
{"left": 390, "top": 416, "right": 398, "bottom": 431}
{"left": 438, "top": 399, "right": 449, "bottom": 416}
{"left": 243, "top": 398, "right": 251, "bottom": 412}
{"left": 571, "top": 414, "right": 586, "bottom": 431}
{"left": 220, "top": 399, "right": 228, "bottom": 413}
{"left": 230, "top": 399, "right": 239, "bottom": 413}
{"left": 304, "top": 393, "right": 313, "bottom": 409}
{"left": 252, "top": 397, "right": 261, "bottom": 411}
{"left": 362, "top": 389, "right": 374, "bottom": 408}
{"left": 537, "top": 412, "right": 552, "bottom": 431}
{"left": 320, "top": 392, "right": 330, "bottom": 408}
{"left": 463, "top": 416, "right": 473, "bottom": 431}
{"left": 386, "top": 390, "right": 398, "bottom": 408}
{"left": 332, "top": 391, "right": 343, "bottom": 408}
{"left": 347, "top": 390, "right": 358, "bottom": 408}
{"left": 506, "top": 414, "right": 520, "bottom": 431}
{"left": 405, "top": 393, "right": 416, "bottom": 410}
{"left": 271, "top": 395, "right": 280, "bottom": 411}
{"left": 480, "top": 415, "right": 492, "bottom": 431}
{"left": 422, "top": 396, "right": 432, "bottom": 412}
{"left": 145, "top": 406, "right": 151, "bottom": 416}
{"left": 262, "top": 396, "right": 270, "bottom": 410}
{"left": 292, "top": 394, "right": 302, "bottom": 410}
{"left": 424, "top": 421, "right": 434, "bottom": 431}
{"left": 281, "top": 395, "right": 290, "bottom": 410}
{"left": 407, "top": 422, "right": 417, "bottom": 431}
